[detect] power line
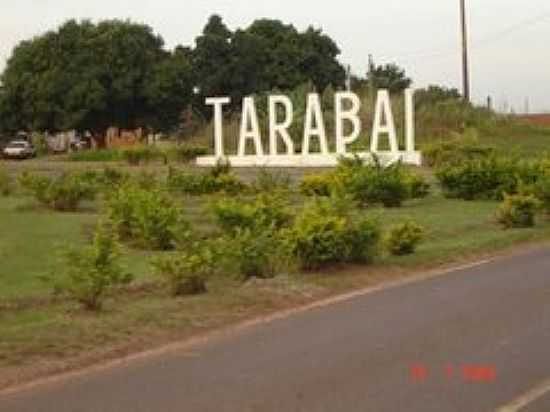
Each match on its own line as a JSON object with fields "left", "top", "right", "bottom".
{"left": 383, "top": 10, "right": 550, "bottom": 63}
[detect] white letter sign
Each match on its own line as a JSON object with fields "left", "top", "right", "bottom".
{"left": 197, "top": 89, "right": 422, "bottom": 167}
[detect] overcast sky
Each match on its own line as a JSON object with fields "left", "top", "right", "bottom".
{"left": 1, "top": 0, "right": 549, "bottom": 112}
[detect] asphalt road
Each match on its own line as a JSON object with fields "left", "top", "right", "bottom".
{"left": 1, "top": 247, "right": 549, "bottom": 412}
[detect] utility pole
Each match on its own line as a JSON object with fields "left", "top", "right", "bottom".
{"left": 460, "top": 0, "right": 471, "bottom": 102}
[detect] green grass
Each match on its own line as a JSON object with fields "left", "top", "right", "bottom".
{"left": 2, "top": 156, "right": 550, "bottom": 386}
{"left": 0, "top": 197, "right": 153, "bottom": 300}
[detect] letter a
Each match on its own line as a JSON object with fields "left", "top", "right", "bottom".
{"left": 238, "top": 97, "right": 264, "bottom": 157}
{"left": 371, "top": 90, "right": 398, "bottom": 153}
{"left": 302, "top": 94, "right": 329, "bottom": 155}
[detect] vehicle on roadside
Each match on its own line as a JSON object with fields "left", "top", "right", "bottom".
{"left": 2, "top": 140, "right": 37, "bottom": 159}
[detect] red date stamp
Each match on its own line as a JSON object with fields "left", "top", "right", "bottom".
{"left": 410, "top": 363, "right": 497, "bottom": 383}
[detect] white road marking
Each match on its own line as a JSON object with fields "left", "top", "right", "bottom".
{"left": 496, "top": 378, "right": 550, "bottom": 411}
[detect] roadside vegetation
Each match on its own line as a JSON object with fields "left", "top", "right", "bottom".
{"left": 2, "top": 11, "right": 550, "bottom": 391}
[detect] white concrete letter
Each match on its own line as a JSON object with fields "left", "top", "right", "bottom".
{"left": 371, "top": 90, "right": 398, "bottom": 153}
{"left": 238, "top": 97, "right": 264, "bottom": 157}
{"left": 302, "top": 94, "right": 329, "bottom": 155}
{"left": 335, "top": 92, "right": 362, "bottom": 154}
{"left": 205, "top": 97, "right": 231, "bottom": 158}
{"left": 269, "top": 95, "right": 295, "bottom": 155}
{"left": 405, "top": 88, "right": 416, "bottom": 153}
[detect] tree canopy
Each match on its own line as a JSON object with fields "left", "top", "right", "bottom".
{"left": 0, "top": 19, "right": 194, "bottom": 134}
{"left": 0, "top": 15, "right": 346, "bottom": 133}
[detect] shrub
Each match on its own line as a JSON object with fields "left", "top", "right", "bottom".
{"left": 533, "top": 176, "right": 550, "bottom": 213}
{"left": 167, "top": 167, "right": 247, "bottom": 196}
{"left": 300, "top": 174, "right": 334, "bottom": 197}
{"left": 496, "top": 193, "right": 541, "bottom": 228}
{"left": 224, "top": 228, "right": 288, "bottom": 280}
{"left": 122, "top": 146, "right": 161, "bottom": 166}
{"left": 50, "top": 223, "right": 132, "bottom": 311}
{"left": 385, "top": 221, "right": 425, "bottom": 256}
{"left": 0, "top": 168, "right": 13, "bottom": 196}
{"left": 171, "top": 144, "right": 209, "bottom": 163}
{"left": 404, "top": 173, "right": 430, "bottom": 199}
{"left": 18, "top": 172, "right": 96, "bottom": 211}
{"left": 210, "top": 158, "right": 232, "bottom": 178}
{"left": 212, "top": 195, "right": 292, "bottom": 236}
{"left": 107, "top": 185, "right": 189, "bottom": 250}
{"left": 152, "top": 243, "right": 213, "bottom": 296}
{"left": 69, "top": 149, "right": 122, "bottom": 162}
{"left": 347, "top": 161, "right": 409, "bottom": 208}
{"left": 436, "top": 156, "right": 536, "bottom": 200}
{"left": 285, "top": 200, "right": 380, "bottom": 270}
{"left": 253, "top": 169, "right": 291, "bottom": 193}
{"left": 422, "top": 135, "right": 495, "bottom": 168}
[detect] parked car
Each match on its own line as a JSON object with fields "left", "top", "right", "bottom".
{"left": 2, "top": 140, "right": 37, "bottom": 159}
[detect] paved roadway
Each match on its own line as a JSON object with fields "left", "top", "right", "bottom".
{"left": 1, "top": 247, "right": 549, "bottom": 412}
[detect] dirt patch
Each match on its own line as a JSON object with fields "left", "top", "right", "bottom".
{"left": 517, "top": 114, "right": 550, "bottom": 128}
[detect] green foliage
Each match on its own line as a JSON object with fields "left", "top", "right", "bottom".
{"left": 170, "top": 144, "right": 209, "bottom": 163}
{"left": 422, "top": 133, "right": 495, "bottom": 168}
{"left": 212, "top": 195, "right": 292, "bottom": 236}
{"left": 347, "top": 160, "right": 409, "bottom": 208}
{"left": 496, "top": 193, "right": 541, "bottom": 229}
{"left": 299, "top": 174, "right": 335, "bottom": 197}
{"left": 18, "top": 172, "right": 96, "bottom": 211}
{"left": 106, "top": 185, "right": 189, "bottom": 250}
{"left": 384, "top": 221, "right": 425, "bottom": 256}
{"left": 284, "top": 200, "right": 380, "bottom": 270}
{"left": 366, "top": 62, "right": 412, "bottom": 93}
{"left": 0, "top": 168, "right": 13, "bottom": 196}
{"left": 435, "top": 156, "right": 536, "bottom": 201}
{"left": 222, "top": 228, "right": 289, "bottom": 280}
{"left": 122, "top": 146, "right": 163, "bottom": 166}
{"left": 194, "top": 15, "right": 345, "bottom": 107}
{"left": 167, "top": 167, "right": 247, "bottom": 196}
{"left": 151, "top": 243, "right": 213, "bottom": 296}
{"left": 0, "top": 19, "right": 193, "bottom": 133}
{"left": 253, "top": 169, "right": 291, "bottom": 193}
{"left": 533, "top": 175, "right": 550, "bottom": 213}
{"left": 69, "top": 149, "right": 123, "bottom": 162}
{"left": 404, "top": 173, "right": 430, "bottom": 199}
{"left": 50, "top": 223, "right": 132, "bottom": 311}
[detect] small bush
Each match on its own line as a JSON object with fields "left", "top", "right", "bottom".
{"left": 171, "top": 144, "right": 209, "bottom": 163}
{"left": 224, "top": 228, "right": 288, "bottom": 280}
{"left": 107, "top": 185, "right": 189, "bottom": 250}
{"left": 122, "top": 146, "right": 161, "bottom": 166}
{"left": 152, "top": 244, "right": 213, "bottom": 296}
{"left": 436, "top": 156, "right": 536, "bottom": 200}
{"left": 285, "top": 200, "right": 380, "bottom": 270}
{"left": 385, "top": 221, "right": 425, "bottom": 256}
{"left": 422, "top": 135, "right": 495, "bottom": 168}
{"left": 533, "top": 175, "right": 550, "bottom": 214}
{"left": 18, "top": 172, "right": 96, "bottom": 211}
{"left": 253, "top": 169, "right": 291, "bottom": 193}
{"left": 404, "top": 173, "right": 430, "bottom": 199}
{"left": 212, "top": 195, "right": 292, "bottom": 236}
{"left": 168, "top": 167, "right": 247, "bottom": 196}
{"left": 50, "top": 223, "right": 132, "bottom": 311}
{"left": 300, "top": 174, "right": 334, "bottom": 197}
{"left": 496, "top": 193, "right": 541, "bottom": 228}
{"left": 0, "top": 169, "right": 13, "bottom": 196}
{"left": 69, "top": 149, "right": 122, "bottom": 162}
{"left": 348, "top": 161, "right": 409, "bottom": 208}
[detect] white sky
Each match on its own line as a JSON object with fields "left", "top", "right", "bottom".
{"left": 1, "top": 0, "right": 549, "bottom": 112}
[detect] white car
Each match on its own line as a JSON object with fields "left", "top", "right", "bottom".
{"left": 2, "top": 141, "right": 37, "bottom": 159}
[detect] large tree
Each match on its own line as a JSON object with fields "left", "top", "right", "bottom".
{"left": 193, "top": 15, "right": 346, "bottom": 106}
{"left": 0, "top": 19, "right": 193, "bottom": 134}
